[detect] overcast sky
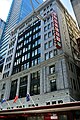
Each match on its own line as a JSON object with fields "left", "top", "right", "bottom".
{"left": 0, "top": 0, "right": 76, "bottom": 22}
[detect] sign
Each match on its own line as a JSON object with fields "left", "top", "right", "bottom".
{"left": 52, "top": 11, "right": 62, "bottom": 49}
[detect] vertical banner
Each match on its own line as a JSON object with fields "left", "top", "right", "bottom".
{"left": 52, "top": 11, "right": 62, "bottom": 49}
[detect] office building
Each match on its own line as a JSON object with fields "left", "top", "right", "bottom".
{"left": 0, "top": 0, "right": 43, "bottom": 71}
{"left": 0, "top": 19, "right": 5, "bottom": 39}
{"left": 0, "top": 18, "right": 5, "bottom": 72}
{"left": 70, "top": 0, "right": 80, "bottom": 28}
{"left": 0, "top": 0, "right": 80, "bottom": 110}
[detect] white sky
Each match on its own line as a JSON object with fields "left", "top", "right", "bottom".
{"left": 0, "top": 0, "right": 76, "bottom": 22}
{"left": 0, "top": 0, "right": 12, "bottom": 21}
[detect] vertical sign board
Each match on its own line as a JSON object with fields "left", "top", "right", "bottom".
{"left": 52, "top": 11, "right": 62, "bottom": 49}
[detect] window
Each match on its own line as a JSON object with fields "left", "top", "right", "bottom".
{"left": 47, "top": 17, "right": 50, "bottom": 22}
{"left": 50, "top": 79, "right": 56, "bottom": 91}
{"left": 30, "top": 71, "right": 40, "bottom": 96}
{"left": 46, "top": 102, "right": 50, "bottom": 105}
{"left": 49, "top": 51, "right": 53, "bottom": 58}
{"left": 58, "top": 100, "right": 63, "bottom": 104}
{"left": 44, "top": 34, "right": 47, "bottom": 40}
{"left": 9, "top": 79, "right": 18, "bottom": 100}
{"left": 2, "top": 83, "right": 6, "bottom": 90}
{"left": 44, "top": 19, "right": 47, "bottom": 24}
{"left": 44, "top": 26, "right": 47, "bottom": 31}
{"left": 52, "top": 101, "right": 56, "bottom": 104}
{"left": 45, "top": 53, "right": 48, "bottom": 60}
{"left": 22, "top": 56, "right": 24, "bottom": 62}
{"left": 49, "top": 65, "right": 55, "bottom": 74}
{"left": 48, "top": 31, "right": 52, "bottom": 38}
{"left": 35, "top": 49, "right": 37, "bottom": 55}
{"left": 44, "top": 42, "right": 48, "bottom": 50}
{"left": 48, "top": 23, "right": 51, "bottom": 29}
{"left": 49, "top": 40, "right": 53, "bottom": 48}
{"left": 54, "top": 49, "right": 57, "bottom": 56}
{"left": 19, "top": 76, "right": 27, "bottom": 98}
{"left": 38, "top": 48, "right": 41, "bottom": 54}
{"left": 32, "top": 51, "right": 35, "bottom": 57}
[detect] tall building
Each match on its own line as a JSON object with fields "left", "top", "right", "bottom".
{"left": 0, "top": 19, "right": 5, "bottom": 39}
{"left": 0, "top": 0, "right": 80, "bottom": 110}
{"left": 0, "top": 18, "right": 5, "bottom": 72}
{"left": 70, "top": 0, "right": 80, "bottom": 28}
{"left": 0, "top": 0, "right": 43, "bottom": 71}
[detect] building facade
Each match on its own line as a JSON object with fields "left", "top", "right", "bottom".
{"left": 0, "top": 0, "right": 80, "bottom": 110}
{"left": 0, "top": 19, "right": 5, "bottom": 72}
{"left": 0, "top": 19, "right": 5, "bottom": 39}
{"left": 0, "top": 0, "right": 43, "bottom": 72}
{"left": 70, "top": 0, "right": 80, "bottom": 28}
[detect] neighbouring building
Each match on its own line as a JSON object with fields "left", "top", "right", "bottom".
{"left": 0, "top": 18, "right": 5, "bottom": 72}
{"left": 70, "top": 0, "right": 80, "bottom": 28}
{"left": 0, "top": 0, "right": 80, "bottom": 110}
{"left": 0, "top": 0, "right": 43, "bottom": 72}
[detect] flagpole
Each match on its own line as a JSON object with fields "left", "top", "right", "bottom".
{"left": 6, "top": 101, "right": 11, "bottom": 108}
{"left": 30, "top": 96, "right": 36, "bottom": 106}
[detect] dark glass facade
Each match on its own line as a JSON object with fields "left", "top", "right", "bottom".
{"left": 12, "top": 20, "right": 41, "bottom": 74}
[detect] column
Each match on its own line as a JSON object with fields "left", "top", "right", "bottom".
{"left": 16, "top": 77, "right": 20, "bottom": 96}
{"left": 27, "top": 73, "right": 30, "bottom": 94}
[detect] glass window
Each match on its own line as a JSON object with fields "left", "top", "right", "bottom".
{"left": 50, "top": 79, "right": 56, "bottom": 91}
{"left": 30, "top": 71, "right": 40, "bottom": 95}
{"left": 27, "top": 62, "right": 29, "bottom": 68}
{"left": 35, "top": 49, "right": 37, "bottom": 55}
{"left": 44, "top": 19, "right": 47, "bottom": 24}
{"left": 38, "top": 48, "right": 41, "bottom": 54}
{"left": 22, "top": 56, "right": 24, "bottom": 62}
{"left": 48, "top": 23, "right": 51, "bottom": 29}
{"left": 49, "top": 65, "right": 55, "bottom": 74}
{"left": 48, "top": 31, "right": 52, "bottom": 38}
{"left": 49, "top": 40, "right": 53, "bottom": 48}
{"left": 19, "top": 76, "right": 27, "bottom": 98}
{"left": 44, "top": 26, "right": 47, "bottom": 31}
{"left": 27, "top": 53, "right": 30, "bottom": 59}
{"left": 44, "top": 42, "right": 48, "bottom": 50}
{"left": 23, "top": 48, "right": 25, "bottom": 53}
{"left": 45, "top": 53, "right": 48, "bottom": 60}
{"left": 44, "top": 34, "right": 47, "bottom": 40}
{"left": 32, "top": 51, "right": 34, "bottom": 57}
{"left": 49, "top": 51, "right": 53, "bottom": 58}
{"left": 9, "top": 79, "right": 18, "bottom": 100}
{"left": 54, "top": 49, "right": 57, "bottom": 56}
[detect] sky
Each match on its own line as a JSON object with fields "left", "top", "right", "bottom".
{"left": 0, "top": 0, "right": 76, "bottom": 22}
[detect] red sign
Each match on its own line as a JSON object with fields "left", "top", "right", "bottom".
{"left": 52, "top": 11, "right": 62, "bottom": 49}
